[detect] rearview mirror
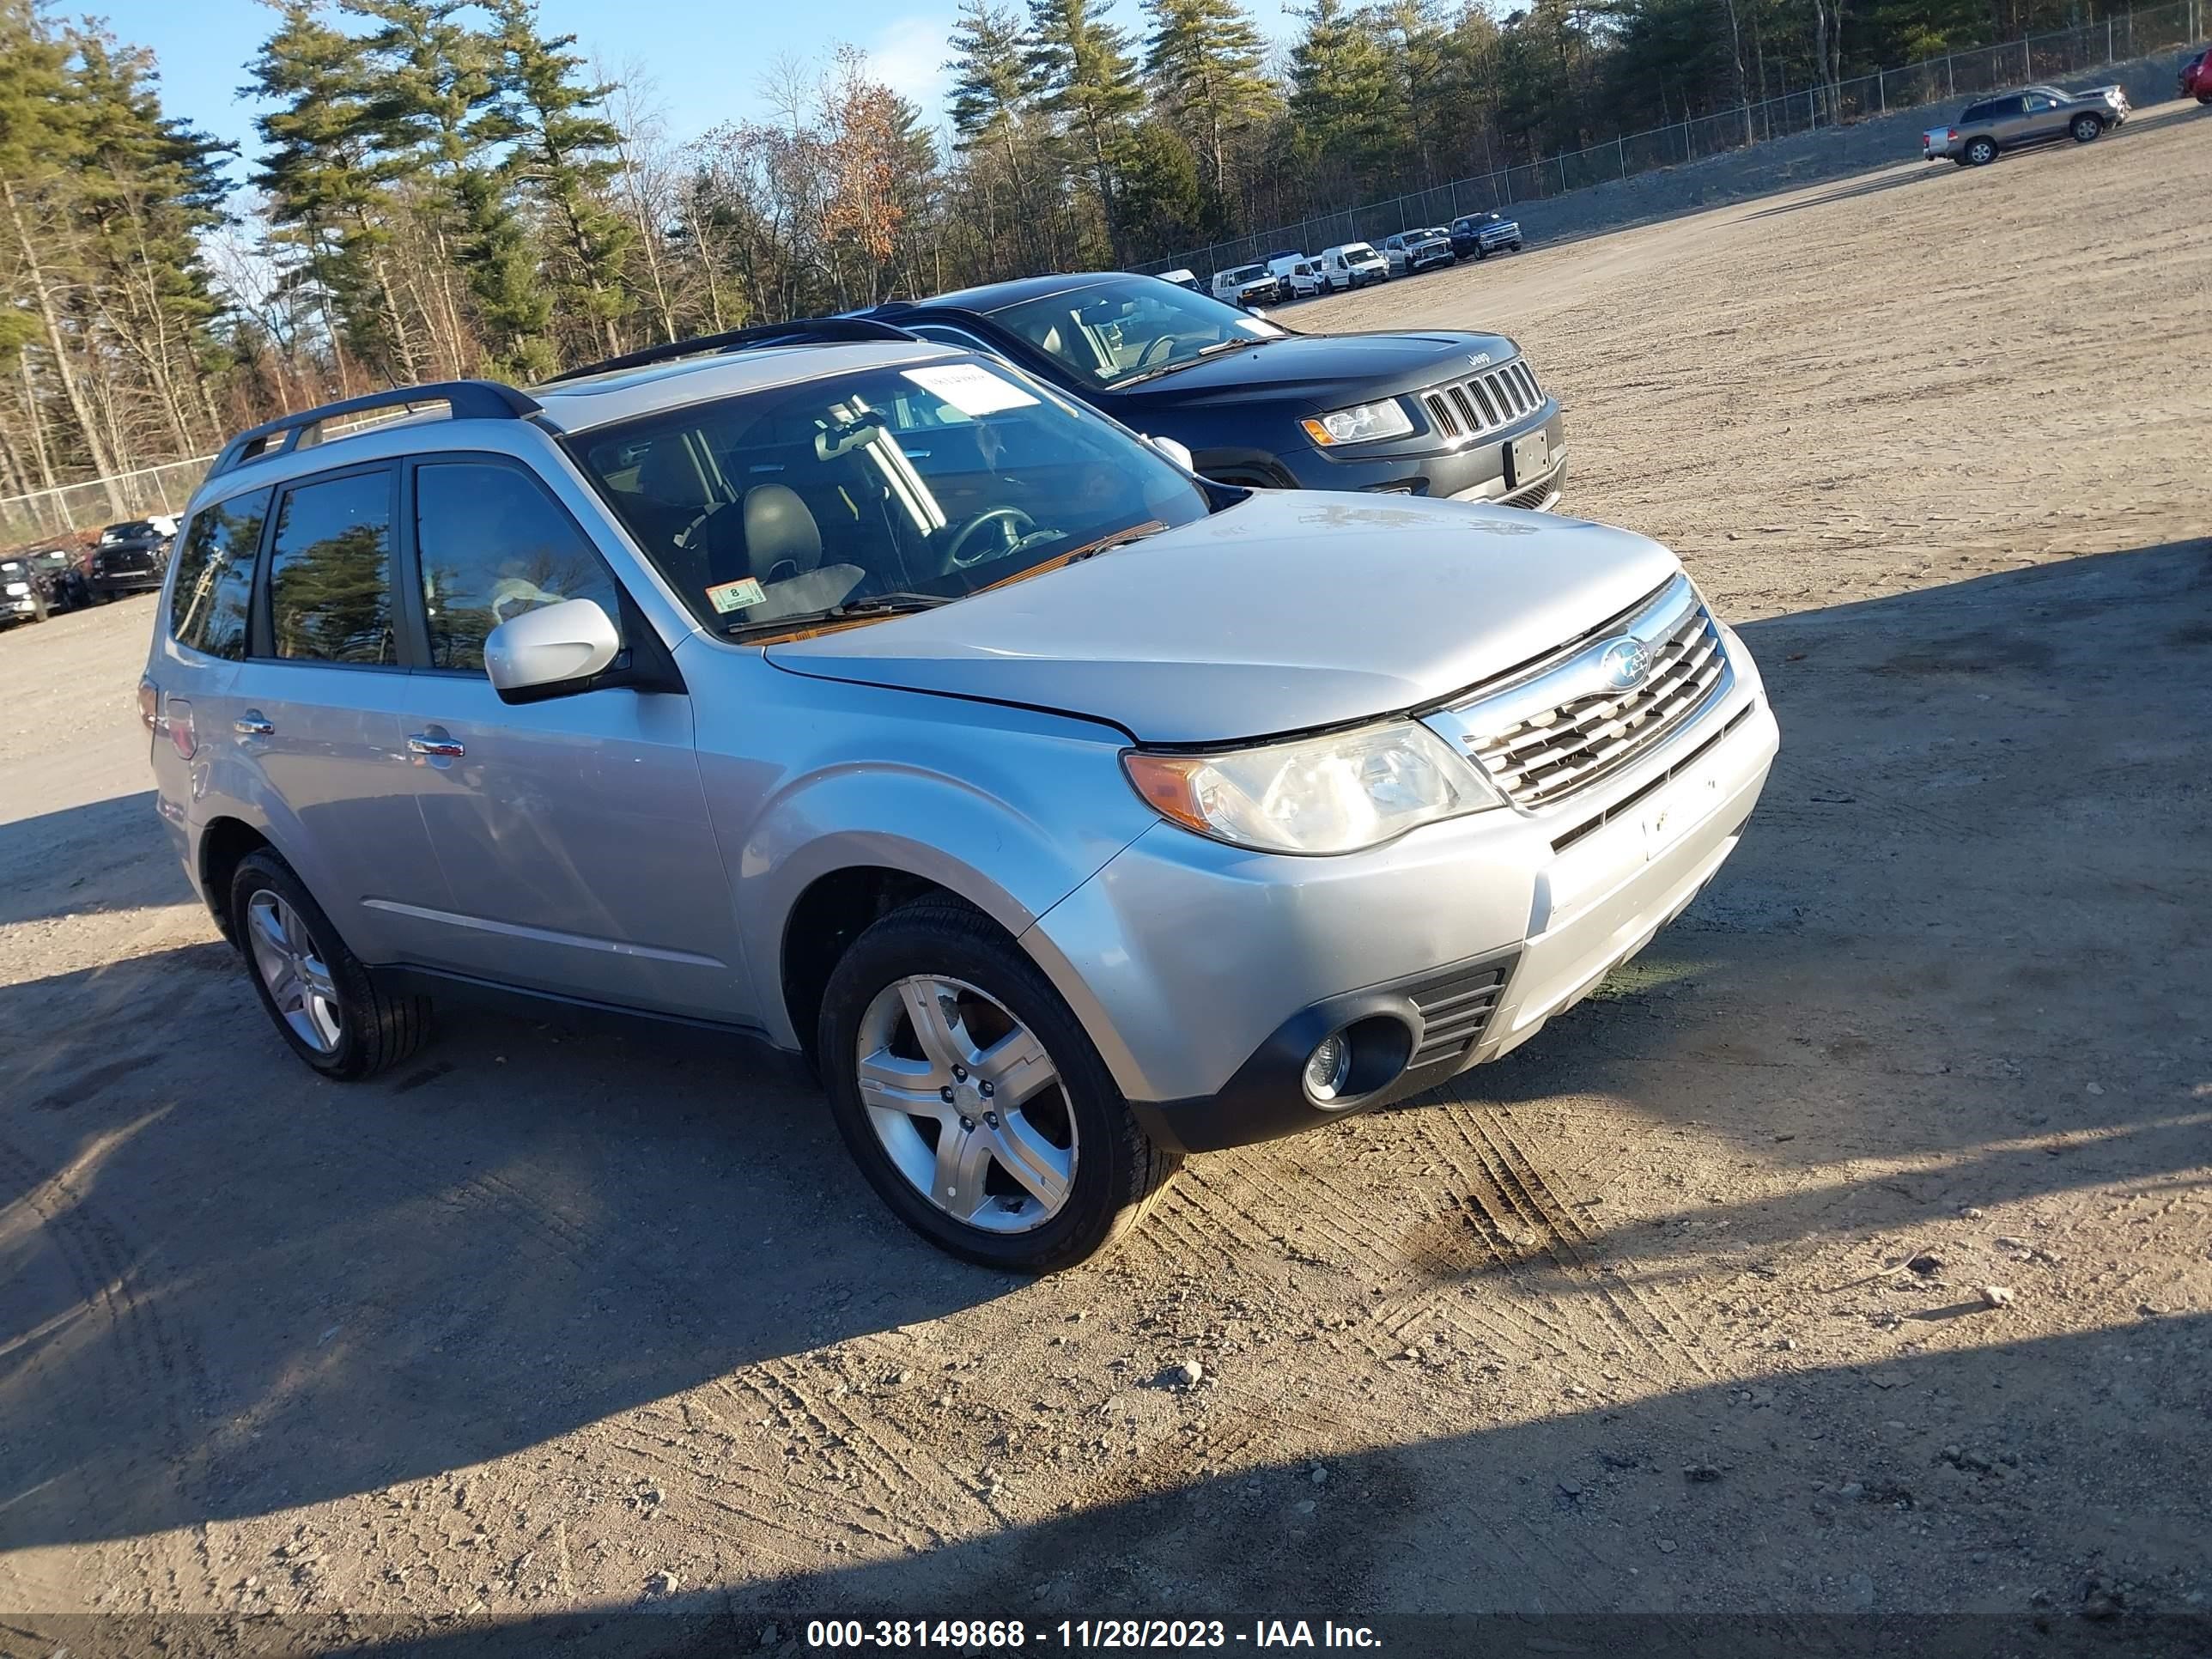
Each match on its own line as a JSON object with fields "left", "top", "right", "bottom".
{"left": 484, "top": 598, "right": 621, "bottom": 702}
{"left": 1147, "top": 434, "right": 1196, "bottom": 472}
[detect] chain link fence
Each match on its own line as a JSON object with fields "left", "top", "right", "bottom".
{"left": 0, "top": 454, "right": 213, "bottom": 551}
{"left": 1143, "top": 0, "right": 2205, "bottom": 279}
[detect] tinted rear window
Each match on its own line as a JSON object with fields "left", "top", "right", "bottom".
{"left": 169, "top": 488, "right": 271, "bottom": 659}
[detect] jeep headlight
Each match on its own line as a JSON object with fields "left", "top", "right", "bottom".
{"left": 1301, "top": 399, "right": 1414, "bottom": 447}
{"left": 1123, "top": 720, "right": 1502, "bottom": 855}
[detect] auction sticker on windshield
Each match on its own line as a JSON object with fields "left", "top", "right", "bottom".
{"left": 705, "top": 576, "right": 766, "bottom": 613}
{"left": 902, "top": 363, "right": 1038, "bottom": 416}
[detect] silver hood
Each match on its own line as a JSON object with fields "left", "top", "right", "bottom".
{"left": 766, "top": 491, "right": 1681, "bottom": 744}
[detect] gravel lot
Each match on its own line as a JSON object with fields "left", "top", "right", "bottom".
{"left": 3, "top": 107, "right": 2209, "bottom": 1654}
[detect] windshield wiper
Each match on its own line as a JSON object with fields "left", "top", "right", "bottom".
{"left": 722, "top": 591, "right": 951, "bottom": 641}
{"left": 1113, "top": 335, "right": 1273, "bottom": 388}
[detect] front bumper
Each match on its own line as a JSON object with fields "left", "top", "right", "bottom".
{"left": 1279, "top": 405, "right": 1567, "bottom": 504}
{"left": 1025, "top": 643, "right": 1778, "bottom": 1152}
{"left": 92, "top": 567, "right": 163, "bottom": 594}
{"left": 3, "top": 593, "right": 40, "bottom": 620}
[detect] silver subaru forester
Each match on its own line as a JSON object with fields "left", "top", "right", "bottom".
{"left": 143, "top": 324, "right": 1778, "bottom": 1270}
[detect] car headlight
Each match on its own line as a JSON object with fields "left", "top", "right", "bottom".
{"left": 3, "top": 582, "right": 27, "bottom": 597}
{"left": 1301, "top": 399, "right": 1414, "bottom": 447}
{"left": 1122, "top": 719, "right": 1502, "bottom": 855}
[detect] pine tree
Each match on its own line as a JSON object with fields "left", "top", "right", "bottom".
{"left": 246, "top": 0, "right": 422, "bottom": 384}
{"left": 0, "top": 0, "right": 128, "bottom": 507}
{"left": 945, "top": 2, "right": 1063, "bottom": 271}
{"left": 1288, "top": 0, "right": 1404, "bottom": 194}
{"left": 350, "top": 0, "right": 551, "bottom": 377}
{"left": 487, "top": 0, "right": 632, "bottom": 357}
{"left": 1026, "top": 0, "right": 1144, "bottom": 262}
{"left": 64, "top": 25, "right": 231, "bottom": 454}
{"left": 1140, "top": 0, "right": 1276, "bottom": 211}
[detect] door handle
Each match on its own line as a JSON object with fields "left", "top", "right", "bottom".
{"left": 407, "top": 732, "right": 465, "bottom": 759}
{"left": 234, "top": 713, "right": 274, "bottom": 738}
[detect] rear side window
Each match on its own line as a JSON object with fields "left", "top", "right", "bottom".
{"left": 1962, "top": 100, "right": 1993, "bottom": 121}
{"left": 267, "top": 469, "right": 398, "bottom": 665}
{"left": 412, "top": 461, "right": 622, "bottom": 672}
{"left": 168, "top": 488, "right": 270, "bottom": 659}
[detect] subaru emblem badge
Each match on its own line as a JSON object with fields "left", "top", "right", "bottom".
{"left": 1600, "top": 637, "right": 1653, "bottom": 691}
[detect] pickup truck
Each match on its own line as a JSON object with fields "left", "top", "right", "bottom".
{"left": 1923, "top": 83, "right": 2128, "bottom": 166}
{"left": 1449, "top": 212, "right": 1524, "bottom": 260}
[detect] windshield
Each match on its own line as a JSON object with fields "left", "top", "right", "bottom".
{"left": 0, "top": 560, "right": 25, "bottom": 576}
{"left": 1343, "top": 243, "right": 1379, "bottom": 261}
{"left": 989, "top": 277, "right": 1286, "bottom": 390}
{"left": 1224, "top": 264, "right": 1263, "bottom": 283}
{"left": 101, "top": 521, "right": 157, "bottom": 542}
{"left": 574, "top": 356, "right": 1209, "bottom": 639}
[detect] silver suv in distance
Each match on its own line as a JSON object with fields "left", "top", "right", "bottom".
{"left": 144, "top": 323, "right": 1779, "bottom": 1270}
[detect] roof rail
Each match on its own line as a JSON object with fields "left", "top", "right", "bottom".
{"left": 543, "top": 318, "right": 921, "bottom": 386}
{"left": 209, "top": 380, "right": 542, "bottom": 480}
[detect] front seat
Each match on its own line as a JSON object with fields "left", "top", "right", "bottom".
{"left": 743, "top": 484, "right": 822, "bottom": 584}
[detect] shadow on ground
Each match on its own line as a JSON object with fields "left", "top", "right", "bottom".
{"left": 0, "top": 541, "right": 2206, "bottom": 1577}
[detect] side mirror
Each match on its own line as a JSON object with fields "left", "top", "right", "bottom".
{"left": 484, "top": 597, "right": 621, "bottom": 702}
{"left": 1147, "top": 434, "right": 1197, "bottom": 473}
{"left": 1248, "top": 307, "right": 1269, "bottom": 320}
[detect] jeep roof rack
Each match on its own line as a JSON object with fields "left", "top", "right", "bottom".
{"left": 208, "top": 380, "right": 542, "bottom": 480}
{"left": 544, "top": 317, "right": 920, "bottom": 386}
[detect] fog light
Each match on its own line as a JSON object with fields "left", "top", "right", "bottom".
{"left": 1304, "top": 1031, "right": 1352, "bottom": 1103}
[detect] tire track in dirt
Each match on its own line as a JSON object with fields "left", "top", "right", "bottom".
{"left": 0, "top": 1131, "right": 209, "bottom": 1469}
{"left": 1451, "top": 1103, "right": 1717, "bottom": 1380}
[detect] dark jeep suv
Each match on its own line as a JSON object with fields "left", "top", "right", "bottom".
{"left": 860, "top": 274, "right": 1566, "bottom": 508}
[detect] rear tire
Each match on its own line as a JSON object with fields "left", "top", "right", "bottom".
{"left": 230, "top": 848, "right": 432, "bottom": 1079}
{"left": 818, "top": 899, "right": 1178, "bottom": 1272}
{"left": 1965, "top": 136, "right": 1997, "bottom": 165}
{"left": 2069, "top": 112, "right": 2104, "bottom": 143}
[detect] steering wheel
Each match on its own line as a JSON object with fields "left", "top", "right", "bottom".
{"left": 940, "top": 507, "right": 1037, "bottom": 573}
{"left": 1134, "top": 334, "right": 1178, "bottom": 370}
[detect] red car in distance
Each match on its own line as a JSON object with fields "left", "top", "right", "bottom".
{"left": 2183, "top": 48, "right": 2210, "bottom": 102}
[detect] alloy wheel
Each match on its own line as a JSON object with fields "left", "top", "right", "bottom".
{"left": 246, "top": 890, "right": 343, "bottom": 1053}
{"left": 854, "top": 975, "right": 1076, "bottom": 1235}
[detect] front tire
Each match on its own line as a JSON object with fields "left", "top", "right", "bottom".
{"left": 818, "top": 900, "right": 1178, "bottom": 1272}
{"left": 1965, "top": 136, "right": 1997, "bottom": 165}
{"left": 2069, "top": 112, "right": 2104, "bottom": 143}
{"left": 230, "top": 848, "right": 432, "bottom": 1079}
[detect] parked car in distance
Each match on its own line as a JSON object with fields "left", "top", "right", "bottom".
{"left": 1158, "top": 268, "right": 1203, "bottom": 292}
{"left": 1923, "top": 82, "right": 2128, "bottom": 164}
{"left": 1267, "top": 252, "right": 1326, "bottom": 299}
{"left": 26, "top": 546, "right": 90, "bottom": 612}
{"left": 1319, "top": 242, "right": 1389, "bottom": 290}
{"left": 2181, "top": 48, "right": 2209, "bottom": 101}
{"left": 1210, "top": 262, "right": 1281, "bottom": 307}
{"left": 90, "top": 520, "right": 174, "bottom": 599}
{"left": 1, "top": 553, "right": 51, "bottom": 627}
{"left": 1451, "top": 211, "right": 1525, "bottom": 260}
{"left": 863, "top": 272, "right": 1568, "bottom": 505}
{"left": 147, "top": 331, "right": 1774, "bottom": 1270}
{"left": 1382, "top": 228, "right": 1455, "bottom": 276}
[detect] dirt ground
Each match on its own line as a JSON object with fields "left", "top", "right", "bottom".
{"left": 3, "top": 108, "right": 2209, "bottom": 1656}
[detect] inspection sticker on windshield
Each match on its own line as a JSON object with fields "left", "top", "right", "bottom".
{"left": 704, "top": 576, "right": 765, "bottom": 614}
{"left": 902, "top": 363, "right": 1038, "bottom": 416}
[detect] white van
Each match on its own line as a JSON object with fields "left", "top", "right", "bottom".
{"left": 1319, "top": 243, "right": 1389, "bottom": 291}
{"left": 1158, "top": 268, "right": 1202, "bottom": 293}
{"left": 1209, "top": 263, "right": 1279, "bottom": 307}
{"left": 1266, "top": 253, "right": 1325, "bottom": 299}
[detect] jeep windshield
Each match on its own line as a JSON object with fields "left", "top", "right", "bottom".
{"left": 573, "top": 356, "right": 1210, "bottom": 639}
{"left": 988, "top": 277, "right": 1286, "bottom": 390}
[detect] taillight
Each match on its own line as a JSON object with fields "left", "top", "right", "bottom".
{"left": 1948, "top": 128, "right": 1959, "bottom": 140}
{"left": 137, "top": 676, "right": 159, "bottom": 730}
{"left": 164, "top": 697, "right": 197, "bottom": 760}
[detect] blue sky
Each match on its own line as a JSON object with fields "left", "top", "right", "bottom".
{"left": 97, "top": 0, "right": 1309, "bottom": 185}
